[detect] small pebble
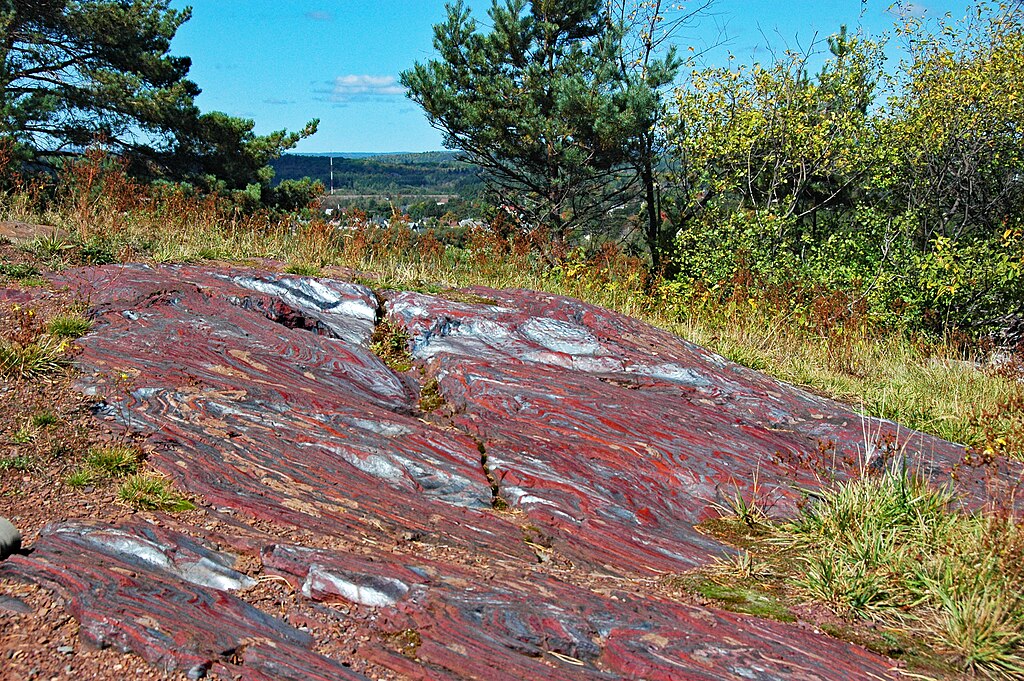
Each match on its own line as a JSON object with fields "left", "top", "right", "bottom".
{"left": 186, "top": 664, "right": 208, "bottom": 679}
{"left": 56, "top": 646, "right": 74, "bottom": 655}
{"left": 0, "top": 595, "right": 32, "bottom": 614}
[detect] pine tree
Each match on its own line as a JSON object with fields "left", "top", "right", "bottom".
{"left": 0, "top": 0, "right": 315, "bottom": 190}
{"left": 401, "top": 0, "right": 655, "bottom": 248}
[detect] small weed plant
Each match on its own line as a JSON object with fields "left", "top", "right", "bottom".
{"left": 29, "top": 233, "right": 74, "bottom": 263}
{"left": 10, "top": 425, "right": 33, "bottom": 444}
{"left": 370, "top": 317, "right": 414, "bottom": 372}
{"left": 0, "top": 304, "right": 72, "bottom": 379}
{"left": 419, "top": 378, "right": 445, "bottom": 412}
{"left": 0, "top": 455, "right": 34, "bottom": 472}
{"left": 0, "top": 263, "right": 39, "bottom": 280}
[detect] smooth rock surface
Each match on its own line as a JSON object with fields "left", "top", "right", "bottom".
{"left": 0, "top": 516, "right": 21, "bottom": 560}
{"left": 1, "top": 263, "right": 998, "bottom": 679}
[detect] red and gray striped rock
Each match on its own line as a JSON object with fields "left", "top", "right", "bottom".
{"left": 262, "top": 543, "right": 895, "bottom": 680}
{"left": 387, "top": 288, "right": 990, "bottom": 573}
{"left": 1, "top": 522, "right": 366, "bottom": 680}
{"left": 0, "top": 263, "right": 988, "bottom": 679}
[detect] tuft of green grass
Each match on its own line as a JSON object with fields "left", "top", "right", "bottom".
{"left": 0, "top": 455, "right": 34, "bottom": 472}
{"left": 85, "top": 445, "right": 142, "bottom": 477}
{"left": 10, "top": 425, "right": 34, "bottom": 444}
{"left": 30, "top": 410, "right": 58, "bottom": 427}
{"left": 370, "top": 317, "right": 414, "bottom": 373}
{"left": 47, "top": 314, "right": 92, "bottom": 338}
{"left": 65, "top": 469, "right": 95, "bottom": 487}
{"left": 0, "top": 263, "right": 40, "bottom": 280}
{"left": 28, "top": 232, "right": 74, "bottom": 261}
{"left": 715, "top": 469, "right": 1024, "bottom": 679}
{"left": 284, "top": 262, "right": 321, "bottom": 276}
{"left": 0, "top": 335, "right": 69, "bottom": 379}
{"left": 117, "top": 473, "right": 195, "bottom": 512}
{"left": 192, "top": 246, "right": 226, "bottom": 262}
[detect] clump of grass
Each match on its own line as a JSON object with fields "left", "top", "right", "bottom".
{"left": 117, "top": 473, "right": 194, "bottom": 512}
{"left": 370, "top": 317, "right": 413, "bottom": 372}
{"left": 65, "top": 469, "right": 95, "bottom": 487}
{"left": 0, "top": 263, "right": 40, "bottom": 280}
{"left": 10, "top": 425, "right": 34, "bottom": 444}
{"left": 28, "top": 232, "right": 75, "bottom": 266}
{"left": 192, "top": 245, "right": 226, "bottom": 262}
{"left": 69, "top": 446, "right": 193, "bottom": 511}
{"left": 0, "top": 455, "right": 34, "bottom": 472}
{"left": 716, "top": 468, "right": 1024, "bottom": 678}
{"left": 714, "top": 481, "right": 772, "bottom": 531}
{"left": 0, "top": 335, "right": 69, "bottom": 379}
{"left": 30, "top": 410, "right": 58, "bottom": 427}
{"left": 84, "top": 444, "right": 142, "bottom": 477}
{"left": 47, "top": 314, "right": 92, "bottom": 338}
{"left": 419, "top": 378, "right": 445, "bottom": 412}
{"left": 284, "top": 261, "right": 321, "bottom": 276}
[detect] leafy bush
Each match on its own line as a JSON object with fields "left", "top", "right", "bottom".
{"left": 662, "top": 3, "right": 1024, "bottom": 336}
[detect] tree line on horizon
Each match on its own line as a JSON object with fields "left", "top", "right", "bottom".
{"left": 270, "top": 153, "right": 485, "bottom": 199}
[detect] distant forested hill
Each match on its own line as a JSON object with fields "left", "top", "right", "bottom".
{"left": 270, "top": 152, "right": 483, "bottom": 198}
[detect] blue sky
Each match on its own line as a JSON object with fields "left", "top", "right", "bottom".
{"left": 167, "top": 1, "right": 972, "bottom": 153}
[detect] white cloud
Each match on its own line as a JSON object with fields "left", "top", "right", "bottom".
{"left": 329, "top": 75, "right": 406, "bottom": 100}
{"left": 305, "top": 10, "right": 333, "bottom": 22}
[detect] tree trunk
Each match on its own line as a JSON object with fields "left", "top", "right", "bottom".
{"left": 642, "top": 155, "right": 661, "bottom": 275}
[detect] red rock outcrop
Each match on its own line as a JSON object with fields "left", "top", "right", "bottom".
{"left": 1, "top": 263, "right": 987, "bottom": 679}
